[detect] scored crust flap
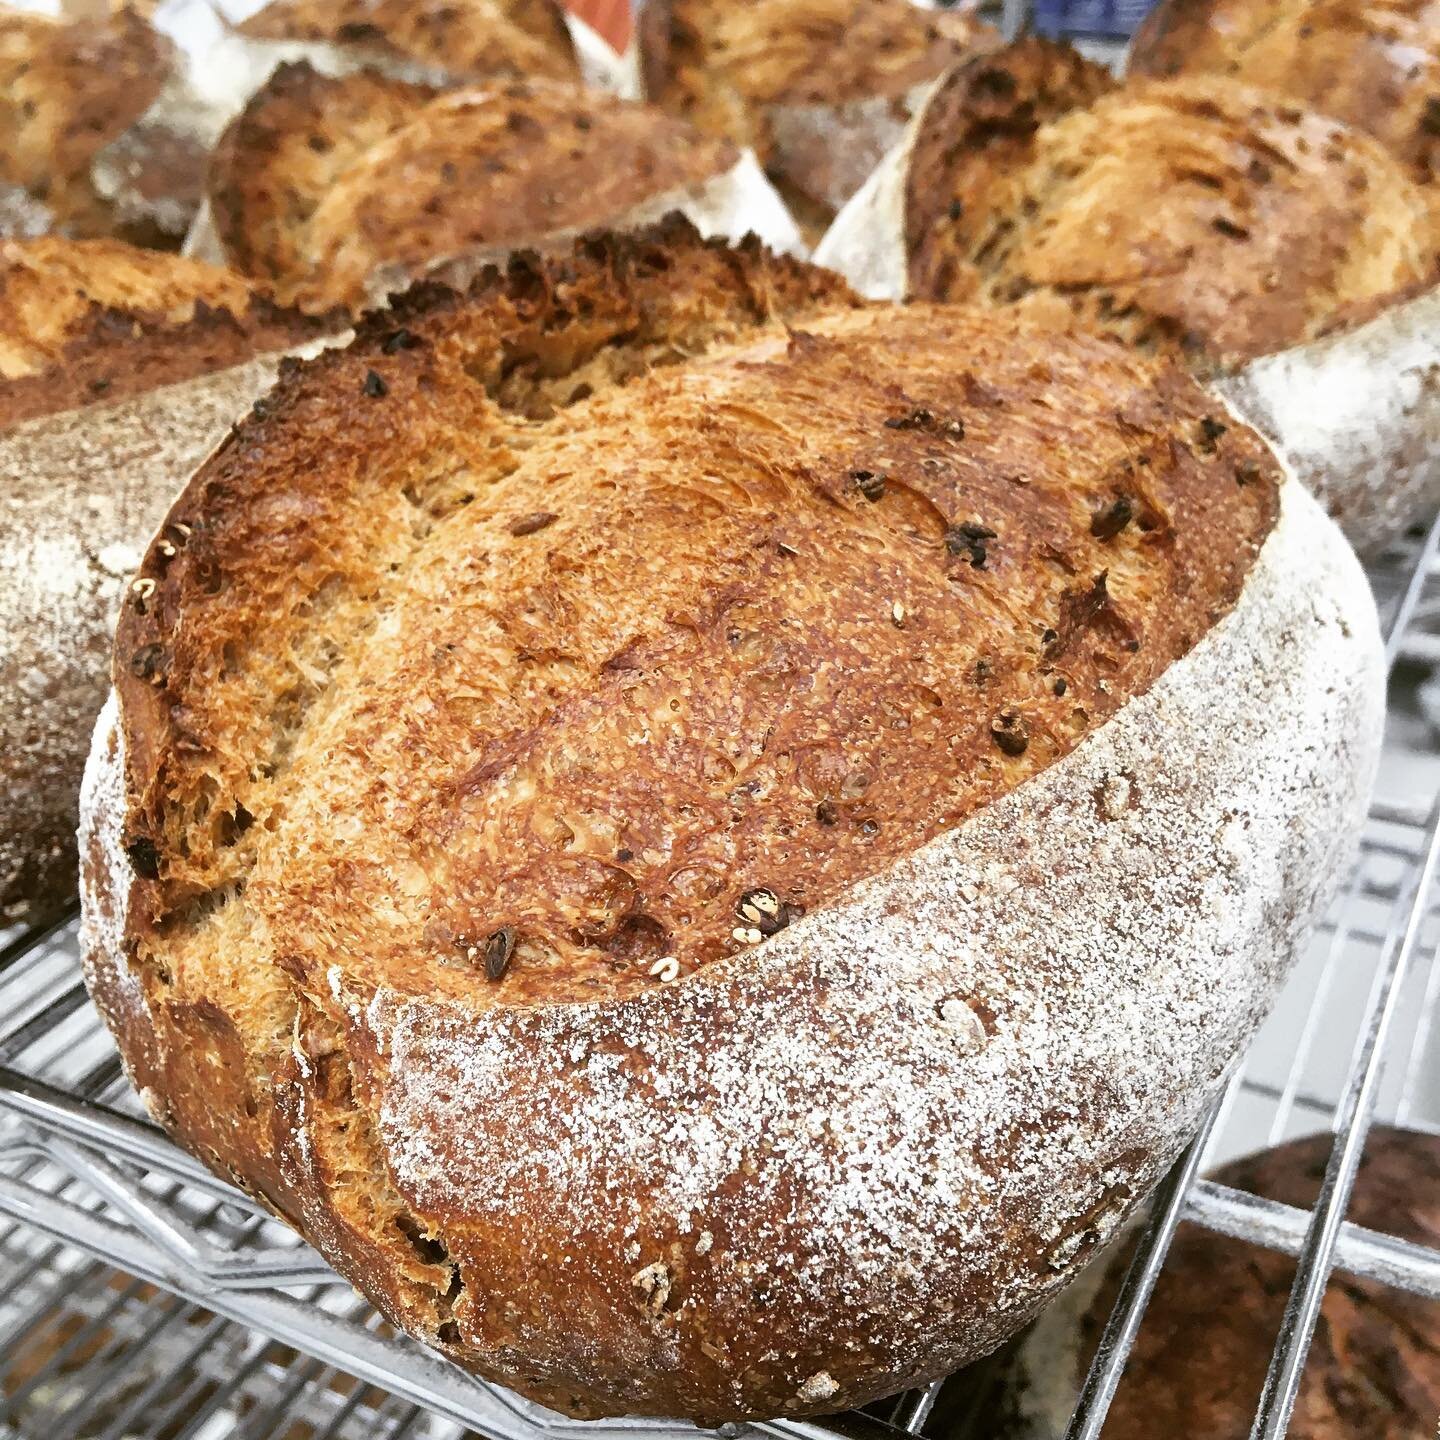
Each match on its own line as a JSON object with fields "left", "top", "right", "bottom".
{"left": 814, "top": 44, "right": 1440, "bottom": 556}
{"left": 79, "top": 220, "right": 1383, "bottom": 1421}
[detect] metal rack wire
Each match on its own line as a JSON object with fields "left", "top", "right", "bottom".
{"left": 2, "top": 521, "right": 1440, "bottom": 1440}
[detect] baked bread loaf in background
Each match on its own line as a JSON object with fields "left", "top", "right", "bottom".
{"left": 816, "top": 38, "right": 1440, "bottom": 553}
{"left": 996, "top": 1126, "right": 1440, "bottom": 1438}
{"left": 233, "top": 0, "right": 582, "bottom": 85}
{"left": 0, "top": 4, "right": 204, "bottom": 247}
{"left": 1129, "top": 0, "right": 1440, "bottom": 199}
{"left": 201, "top": 64, "right": 798, "bottom": 309}
{"left": 0, "top": 237, "right": 341, "bottom": 925}
{"left": 82, "top": 220, "right": 1381, "bottom": 1421}
{"left": 638, "top": 0, "right": 999, "bottom": 237}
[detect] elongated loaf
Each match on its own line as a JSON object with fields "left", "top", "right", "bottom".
{"left": 204, "top": 65, "right": 797, "bottom": 310}
{"left": 0, "top": 237, "right": 340, "bottom": 924}
{"left": 815, "top": 39, "right": 1440, "bottom": 553}
{"left": 81, "top": 220, "right": 1381, "bottom": 1421}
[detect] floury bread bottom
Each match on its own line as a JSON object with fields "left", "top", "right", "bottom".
{"left": 80, "top": 224, "right": 1381, "bottom": 1422}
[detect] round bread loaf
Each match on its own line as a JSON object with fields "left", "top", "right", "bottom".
{"left": 638, "top": 0, "right": 998, "bottom": 236}
{"left": 203, "top": 65, "right": 798, "bottom": 310}
{"left": 1129, "top": 0, "right": 1440, "bottom": 197}
{"left": 80, "top": 221, "right": 1382, "bottom": 1421}
{"left": 999, "top": 1126, "right": 1440, "bottom": 1438}
{"left": 0, "top": 236, "right": 341, "bottom": 925}
{"left": 814, "top": 39, "right": 1440, "bottom": 553}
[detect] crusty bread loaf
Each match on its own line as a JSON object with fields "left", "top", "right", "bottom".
{"left": 898, "top": 46, "right": 1440, "bottom": 369}
{"left": 0, "top": 237, "right": 340, "bottom": 925}
{"left": 1000, "top": 1126, "right": 1440, "bottom": 1438}
{"left": 236, "top": 0, "right": 580, "bottom": 84}
{"left": 639, "top": 0, "right": 998, "bottom": 232}
{"left": 814, "top": 38, "right": 1440, "bottom": 553}
{"left": 1130, "top": 0, "right": 1440, "bottom": 199}
{"left": 0, "top": 5, "right": 180, "bottom": 243}
{"left": 81, "top": 219, "right": 1381, "bottom": 1420}
{"left": 206, "top": 65, "right": 763, "bottom": 310}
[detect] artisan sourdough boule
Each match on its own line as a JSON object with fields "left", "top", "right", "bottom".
{"left": 999, "top": 1126, "right": 1440, "bottom": 1438}
{"left": 81, "top": 221, "right": 1382, "bottom": 1421}
{"left": 1129, "top": 0, "right": 1440, "bottom": 198}
{"left": 815, "top": 38, "right": 1440, "bottom": 552}
{"left": 639, "top": 0, "right": 998, "bottom": 236}
{"left": 0, "top": 237, "right": 340, "bottom": 924}
{"left": 203, "top": 65, "right": 797, "bottom": 310}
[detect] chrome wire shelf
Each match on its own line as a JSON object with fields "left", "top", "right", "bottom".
{"left": 2, "top": 522, "right": 1440, "bottom": 1440}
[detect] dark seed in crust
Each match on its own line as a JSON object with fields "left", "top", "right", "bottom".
{"left": 1090, "top": 495, "right": 1135, "bottom": 541}
{"left": 991, "top": 709, "right": 1030, "bottom": 756}
{"left": 484, "top": 926, "right": 517, "bottom": 980}
{"left": 509, "top": 511, "right": 559, "bottom": 536}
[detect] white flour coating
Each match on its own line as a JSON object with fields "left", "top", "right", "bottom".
{"left": 564, "top": 12, "right": 636, "bottom": 97}
{"left": 813, "top": 76, "right": 1440, "bottom": 553}
{"left": 298, "top": 475, "right": 1382, "bottom": 1403}
{"left": 1218, "top": 285, "right": 1440, "bottom": 556}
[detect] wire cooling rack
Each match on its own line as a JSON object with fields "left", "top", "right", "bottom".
{"left": 3, "top": 519, "right": 1440, "bottom": 1440}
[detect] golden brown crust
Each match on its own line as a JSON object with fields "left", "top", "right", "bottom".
{"left": 208, "top": 66, "right": 739, "bottom": 310}
{"left": 1130, "top": 0, "right": 1440, "bottom": 195}
{"left": 0, "top": 237, "right": 341, "bottom": 429}
{"left": 905, "top": 45, "right": 1440, "bottom": 368}
{"left": 93, "top": 226, "right": 1285, "bottom": 1421}
{"left": 237, "top": 0, "right": 580, "bottom": 83}
{"left": 1065, "top": 1127, "right": 1440, "bottom": 1439}
{"left": 640, "top": 0, "right": 998, "bottom": 225}
{"left": 0, "top": 5, "right": 174, "bottom": 238}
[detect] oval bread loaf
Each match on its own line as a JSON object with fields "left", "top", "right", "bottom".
{"left": 1129, "top": 0, "right": 1440, "bottom": 198}
{"left": 815, "top": 39, "right": 1440, "bottom": 554}
{"left": 638, "top": 0, "right": 998, "bottom": 237}
{"left": 0, "top": 237, "right": 342, "bottom": 925}
{"left": 202, "top": 65, "right": 799, "bottom": 310}
{"left": 81, "top": 221, "right": 1383, "bottom": 1421}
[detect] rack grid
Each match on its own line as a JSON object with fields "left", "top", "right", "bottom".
{"left": 3, "top": 519, "right": 1440, "bottom": 1440}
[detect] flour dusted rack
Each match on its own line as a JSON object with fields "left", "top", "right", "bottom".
{"left": 2, "top": 515, "right": 1439, "bottom": 1440}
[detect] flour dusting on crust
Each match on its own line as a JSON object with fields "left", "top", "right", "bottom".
{"left": 328, "top": 476, "right": 1382, "bottom": 1411}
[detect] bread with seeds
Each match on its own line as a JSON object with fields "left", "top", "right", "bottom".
{"left": 202, "top": 64, "right": 800, "bottom": 311}
{"left": 0, "top": 237, "right": 341, "bottom": 925}
{"left": 815, "top": 39, "right": 1440, "bottom": 553}
{"left": 638, "top": 0, "right": 999, "bottom": 237}
{"left": 80, "top": 218, "right": 1380, "bottom": 1420}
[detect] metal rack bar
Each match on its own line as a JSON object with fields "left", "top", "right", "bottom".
{"left": 1248, "top": 793, "right": 1440, "bottom": 1438}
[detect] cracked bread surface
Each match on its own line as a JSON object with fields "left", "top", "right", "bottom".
{"left": 1130, "top": 0, "right": 1440, "bottom": 198}
{"left": 238, "top": 0, "right": 580, "bottom": 83}
{"left": 903, "top": 41, "right": 1440, "bottom": 369}
{"left": 208, "top": 66, "right": 739, "bottom": 310}
{"left": 0, "top": 236, "right": 340, "bottom": 924}
{"left": 69, "top": 223, "right": 1370, "bottom": 1425}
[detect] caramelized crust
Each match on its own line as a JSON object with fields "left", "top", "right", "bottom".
{"left": 1130, "top": 0, "right": 1440, "bottom": 195}
{"left": 0, "top": 238, "right": 340, "bottom": 428}
{"left": 208, "top": 67, "right": 738, "bottom": 310}
{"left": 114, "top": 221, "right": 1277, "bottom": 1028}
{"left": 238, "top": 0, "right": 580, "bottom": 83}
{"left": 905, "top": 44, "right": 1440, "bottom": 369}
